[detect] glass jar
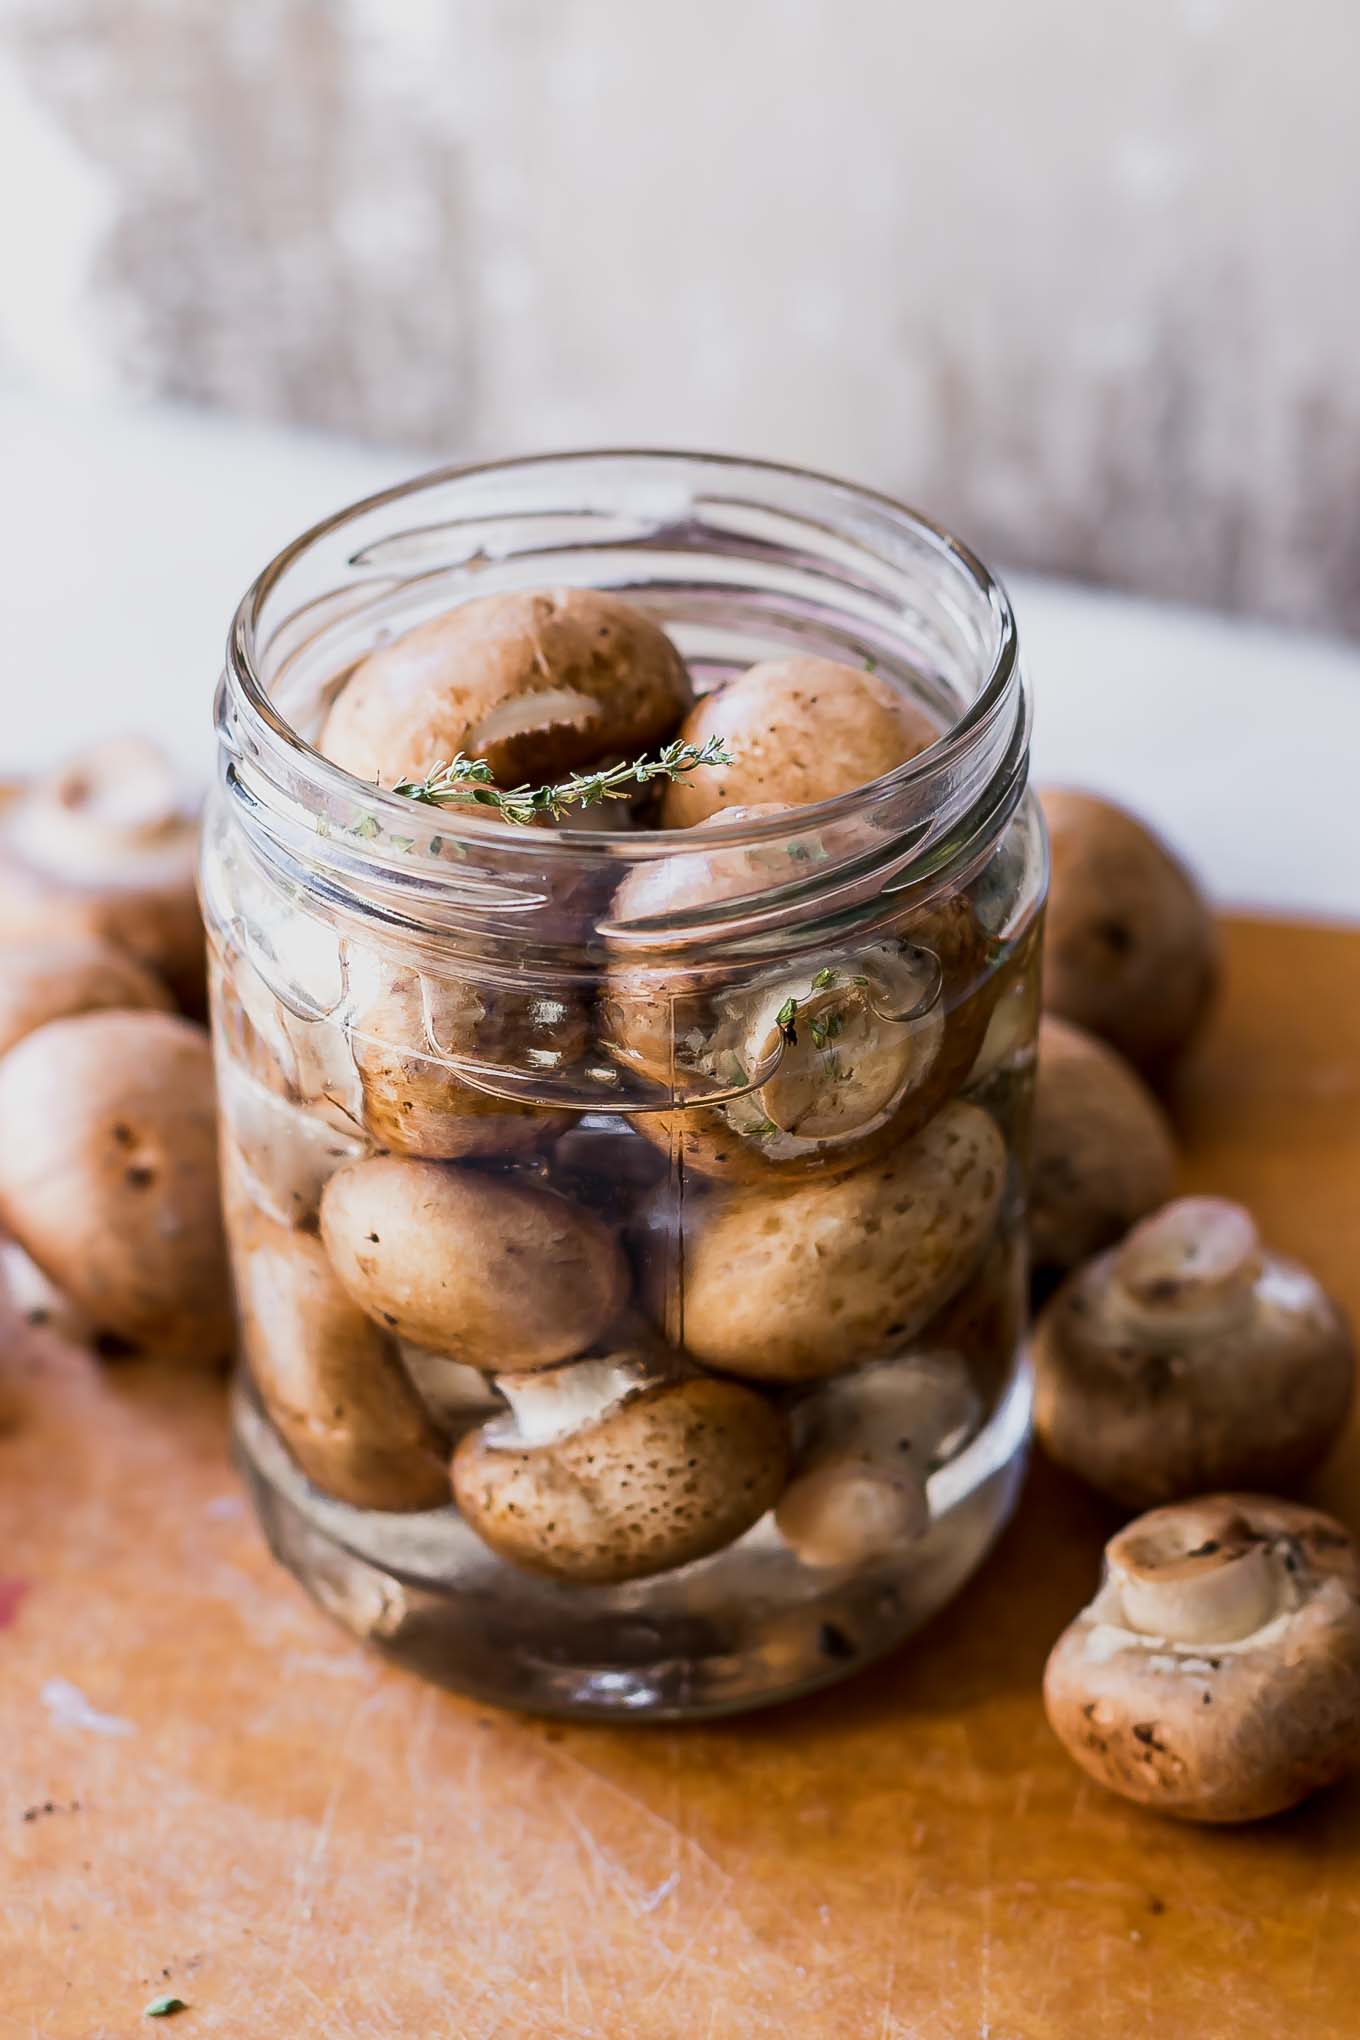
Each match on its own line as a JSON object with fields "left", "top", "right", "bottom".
{"left": 203, "top": 451, "right": 1045, "bottom": 1719}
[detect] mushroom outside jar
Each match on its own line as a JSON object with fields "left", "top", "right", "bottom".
{"left": 1044, "top": 1496, "right": 1360, "bottom": 1822}
{"left": 1032, "top": 1196, "right": 1354, "bottom": 1505}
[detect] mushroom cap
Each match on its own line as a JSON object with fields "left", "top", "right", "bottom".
{"left": 1029, "top": 1015, "right": 1177, "bottom": 1278}
{"left": 319, "top": 588, "right": 693, "bottom": 787}
{"left": 453, "top": 1365, "right": 789, "bottom": 1584}
{"left": 1032, "top": 1197, "right": 1354, "bottom": 1505}
{"left": 0, "top": 741, "right": 204, "bottom": 1015}
{"left": 236, "top": 1219, "right": 450, "bottom": 1511}
{"left": 0, "top": 936, "right": 173, "bottom": 1060}
{"left": 1044, "top": 1496, "right": 1360, "bottom": 1822}
{"left": 1040, "top": 788, "right": 1218, "bottom": 1075}
{"left": 350, "top": 969, "right": 580, "bottom": 1160}
{"left": 0, "top": 1010, "right": 230, "bottom": 1359}
{"left": 672, "top": 1099, "right": 1007, "bottom": 1380}
{"left": 658, "top": 657, "right": 938, "bottom": 827}
{"left": 608, "top": 816, "right": 993, "bottom": 1183}
{"left": 319, "top": 1156, "right": 630, "bottom": 1368}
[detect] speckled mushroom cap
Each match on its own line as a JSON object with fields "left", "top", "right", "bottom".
{"left": 452, "top": 1357, "right": 789, "bottom": 1584}
{"left": 1029, "top": 1015, "right": 1177, "bottom": 1279}
{"left": 319, "top": 587, "right": 693, "bottom": 788}
{"left": 1032, "top": 1197, "right": 1354, "bottom": 1505}
{"left": 1040, "top": 788, "right": 1218, "bottom": 1077}
{"left": 1044, "top": 1496, "right": 1360, "bottom": 1822}
{"left": 658, "top": 656, "right": 938, "bottom": 827}
{"left": 670, "top": 1099, "right": 1007, "bottom": 1380}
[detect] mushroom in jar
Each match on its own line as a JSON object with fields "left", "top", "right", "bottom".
{"left": 606, "top": 806, "right": 993, "bottom": 1183}
{"left": 1032, "top": 1197, "right": 1354, "bottom": 1505}
{"left": 319, "top": 588, "right": 694, "bottom": 789}
{"left": 350, "top": 968, "right": 581, "bottom": 1161}
{"left": 1040, "top": 788, "right": 1218, "bottom": 1077}
{"left": 319, "top": 1155, "right": 630, "bottom": 1368}
{"left": 1044, "top": 1496, "right": 1360, "bottom": 1822}
{"left": 0, "top": 937, "right": 172, "bottom": 1060}
{"left": 0, "top": 739, "right": 205, "bottom": 1015}
{"left": 1029, "top": 1016, "right": 1177, "bottom": 1282}
{"left": 452, "top": 1350, "right": 789, "bottom": 1583}
{"left": 670, "top": 1100, "right": 1007, "bottom": 1380}
{"left": 0, "top": 1010, "right": 231, "bottom": 1361}
{"left": 236, "top": 1218, "right": 450, "bottom": 1511}
{"left": 775, "top": 1353, "right": 979, "bottom": 1570}
{"left": 658, "top": 656, "right": 938, "bottom": 827}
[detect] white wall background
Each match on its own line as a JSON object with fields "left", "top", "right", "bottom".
{"left": 3, "top": 0, "right": 1359, "bottom": 632}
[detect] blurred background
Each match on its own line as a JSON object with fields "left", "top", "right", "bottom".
{"left": 4, "top": 0, "right": 1358, "bottom": 635}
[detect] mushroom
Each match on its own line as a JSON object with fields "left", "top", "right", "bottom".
{"left": 606, "top": 806, "right": 992, "bottom": 1182}
{"left": 0, "top": 937, "right": 172, "bottom": 1060}
{"left": 775, "top": 1353, "right": 979, "bottom": 1569}
{"left": 1032, "top": 1197, "right": 1354, "bottom": 1505}
{"left": 452, "top": 1351, "right": 789, "bottom": 1583}
{"left": 0, "top": 1235, "right": 91, "bottom": 1345}
{"left": 350, "top": 968, "right": 581, "bottom": 1160}
{"left": 216, "top": 1054, "right": 365, "bottom": 1229}
{"left": 671, "top": 1100, "right": 1006, "bottom": 1380}
{"left": 319, "top": 1155, "right": 630, "bottom": 1367}
{"left": 0, "top": 739, "right": 205, "bottom": 1015}
{"left": 319, "top": 587, "right": 693, "bottom": 788}
{"left": 396, "top": 1345, "right": 503, "bottom": 1430}
{"left": 1044, "top": 1496, "right": 1360, "bottom": 1822}
{"left": 0, "top": 1010, "right": 231, "bottom": 1361}
{"left": 658, "top": 656, "right": 938, "bottom": 827}
{"left": 1029, "top": 1016, "right": 1177, "bottom": 1282}
{"left": 1040, "top": 788, "right": 1218, "bottom": 1076}
{"left": 236, "top": 1218, "right": 450, "bottom": 1511}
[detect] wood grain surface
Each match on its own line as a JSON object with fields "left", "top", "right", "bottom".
{"left": 2, "top": 914, "right": 1358, "bottom": 2040}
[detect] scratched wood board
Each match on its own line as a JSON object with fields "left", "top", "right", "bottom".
{"left": 2, "top": 914, "right": 1358, "bottom": 2040}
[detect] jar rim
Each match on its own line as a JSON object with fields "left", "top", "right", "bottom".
{"left": 222, "top": 446, "right": 1022, "bottom": 870}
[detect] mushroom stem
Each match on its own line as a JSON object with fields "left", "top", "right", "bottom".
{"left": 775, "top": 1456, "right": 929, "bottom": 1569}
{"left": 1107, "top": 1507, "right": 1281, "bottom": 1644}
{"left": 493, "top": 1354, "right": 651, "bottom": 1445}
{"left": 1111, "top": 1198, "right": 1264, "bottom": 1328}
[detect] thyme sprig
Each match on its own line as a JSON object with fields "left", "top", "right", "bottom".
{"left": 391, "top": 736, "right": 733, "bottom": 828}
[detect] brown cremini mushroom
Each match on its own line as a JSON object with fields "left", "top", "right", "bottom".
{"left": 237, "top": 1219, "right": 450, "bottom": 1511}
{"left": 1033, "top": 1197, "right": 1354, "bottom": 1505}
{"left": 0, "top": 740, "right": 205, "bottom": 1014}
{"left": 658, "top": 656, "right": 938, "bottom": 826}
{"left": 1044, "top": 1496, "right": 1360, "bottom": 1822}
{"left": 0, "top": 937, "right": 172, "bottom": 1060}
{"left": 452, "top": 1352, "right": 789, "bottom": 1583}
{"left": 319, "top": 1155, "right": 630, "bottom": 1367}
{"left": 350, "top": 968, "right": 580, "bottom": 1161}
{"left": 320, "top": 588, "right": 693, "bottom": 788}
{"left": 1040, "top": 788, "right": 1217, "bottom": 1076}
{"left": 669, "top": 1100, "right": 1006, "bottom": 1380}
{"left": 1029, "top": 1015, "right": 1177, "bottom": 1281}
{"left": 774, "top": 1353, "right": 978, "bottom": 1569}
{"left": 607, "top": 806, "right": 992, "bottom": 1182}
{"left": 0, "top": 1010, "right": 230, "bottom": 1361}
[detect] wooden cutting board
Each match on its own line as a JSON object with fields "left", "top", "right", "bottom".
{"left": 3, "top": 914, "right": 1358, "bottom": 2040}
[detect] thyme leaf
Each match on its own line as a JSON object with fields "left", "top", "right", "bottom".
{"left": 391, "top": 737, "right": 733, "bottom": 827}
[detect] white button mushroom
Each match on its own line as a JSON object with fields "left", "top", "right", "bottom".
{"left": 452, "top": 1352, "right": 789, "bottom": 1583}
{"left": 1032, "top": 1196, "right": 1354, "bottom": 1505}
{"left": 1044, "top": 1497, "right": 1360, "bottom": 1822}
{"left": 236, "top": 1219, "right": 450, "bottom": 1511}
{"left": 1040, "top": 788, "right": 1218, "bottom": 1078}
{"left": 775, "top": 1353, "right": 979, "bottom": 1569}
{"left": 0, "top": 1010, "right": 231, "bottom": 1361}
{"left": 658, "top": 656, "right": 939, "bottom": 827}
{"left": 673, "top": 1100, "right": 1007, "bottom": 1380}
{"left": 0, "top": 740, "right": 205, "bottom": 1015}
{"left": 1029, "top": 1016, "right": 1177, "bottom": 1282}
{"left": 319, "top": 588, "right": 694, "bottom": 788}
{"left": 319, "top": 1155, "right": 630, "bottom": 1368}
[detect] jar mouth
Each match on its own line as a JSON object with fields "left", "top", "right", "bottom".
{"left": 222, "top": 447, "right": 1022, "bottom": 868}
